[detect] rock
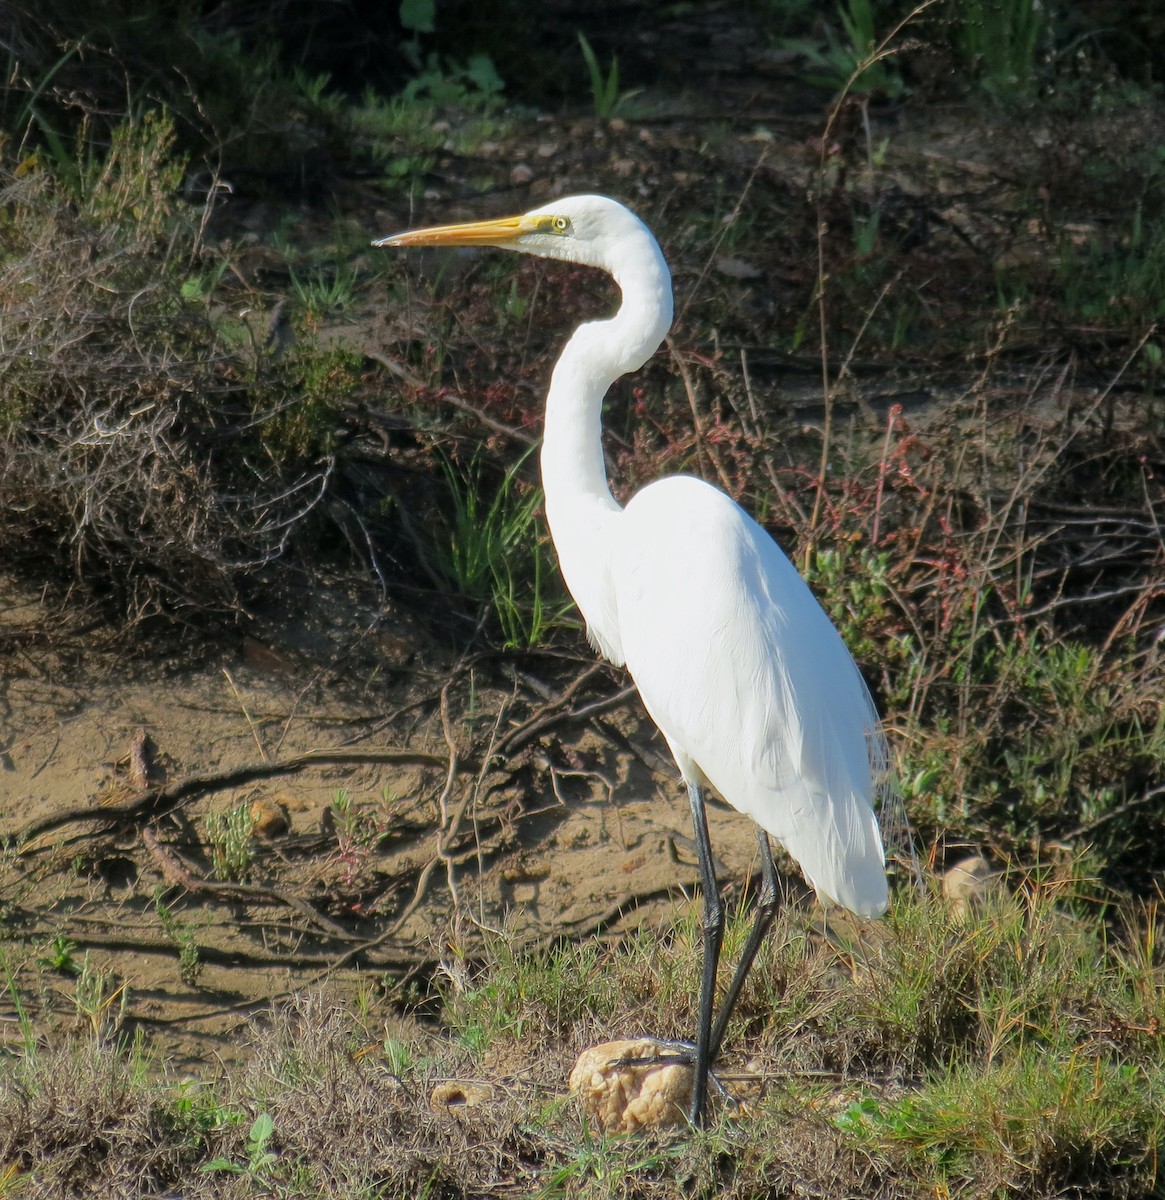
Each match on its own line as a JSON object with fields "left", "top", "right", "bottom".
{"left": 569, "top": 1039, "right": 691, "bottom": 1133}
{"left": 249, "top": 796, "right": 289, "bottom": 838}
{"left": 429, "top": 1080, "right": 494, "bottom": 1113}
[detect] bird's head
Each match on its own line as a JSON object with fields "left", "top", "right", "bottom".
{"left": 375, "top": 194, "right": 663, "bottom": 279}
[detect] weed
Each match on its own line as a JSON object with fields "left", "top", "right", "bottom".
{"left": 87, "top": 108, "right": 184, "bottom": 219}
{"left": 352, "top": 91, "right": 440, "bottom": 192}
{"left": 258, "top": 344, "right": 361, "bottom": 461}
{"left": 577, "top": 33, "right": 642, "bottom": 121}
{"left": 406, "top": 54, "right": 505, "bottom": 106}
{"left": 431, "top": 450, "right": 572, "bottom": 649}
{"left": 852, "top": 208, "right": 882, "bottom": 261}
{"left": 291, "top": 68, "right": 346, "bottom": 121}
{"left": 945, "top": 0, "right": 1049, "bottom": 98}
{"left": 1053, "top": 204, "right": 1165, "bottom": 326}
{"left": 329, "top": 788, "right": 389, "bottom": 887}
{"left": 842, "top": 1051, "right": 1161, "bottom": 1193}
{"left": 350, "top": 64, "right": 511, "bottom": 199}
{"left": 166, "top": 1079, "right": 239, "bottom": 1149}
{"left": 382, "top": 1034, "right": 415, "bottom": 1077}
{"left": 37, "top": 933, "right": 79, "bottom": 975}
{"left": 290, "top": 261, "right": 360, "bottom": 320}
{"left": 397, "top": 0, "right": 505, "bottom": 114}
{"left": 535, "top": 1127, "right": 685, "bottom": 1199}
{"left": 398, "top": 0, "right": 505, "bottom": 107}
{"left": 179, "top": 260, "right": 230, "bottom": 304}
{"left": 200, "top": 1111, "right": 279, "bottom": 1177}
{"left": 445, "top": 932, "right": 618, "bottom": 1055}
{"left": 71, "top": 952, "right": 128, "bottom": 1040}
{"left": 154, "top": 890, "right": 202, "bottom": 986}
{"left": 804, "top": 544, "right": 897, "bottom": 661}
{"left": 351, "top": 85, "right": 512, "bottom": 193}
{"left": 204, "top": 804, "right": 256, "bottom": 882}
{"left": 0, "top": 110, "right": 344, "bottom": 626}
{"left": 784, "top": 0, "right": 908, "bottom": 99}
{"left": 0, "top": 949, "right": 37, "bottom": 1061}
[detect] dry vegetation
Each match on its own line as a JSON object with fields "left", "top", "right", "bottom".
{"left": 3, "top": 892, "right": 1162, "bottom": 1198}
{"left": 2, "top": 0, "right": 1165, "bottom": 1196}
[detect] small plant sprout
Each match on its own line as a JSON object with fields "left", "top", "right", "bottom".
{"left": 783, "top": 0, "right": 908, "bottom": 101}
{"left": 39, "top": 934, "right": 80, "bottom": 975}
{"left": 180, "top": 260, "right": 229, "bottom": 304}
{"left": 200, "top": 1112, "right": 278, "bottom": 1177}
{"left": 154, "top": 889, "right": 202, "bottom": 986}
{"left": 204, "top": 803, "right": 256, "bottom": 882}
{"left": 289, "top": 261, "right": 359, "bottom": 320}
{"left": 329, "top": 789, "right": 388, "bottom": 887}
{"left": 577, "top": 32, "right": 643, "bottom": 120}
{"left": 382, "top": 1035, "right": 413, "bottom": 1078}
{"left": 71, "top": 953, "right": 129, "bottom": 1040}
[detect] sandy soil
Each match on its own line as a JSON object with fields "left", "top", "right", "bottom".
{"left": 1, "top": 575, "right": 766, "bottom": 1070}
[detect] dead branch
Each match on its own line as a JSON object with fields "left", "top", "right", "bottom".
{"left": 141, "top": 826, "right": 359, "bottom": 942}
{"left": 14, "top": 746, "right": 462, "bottom": 848}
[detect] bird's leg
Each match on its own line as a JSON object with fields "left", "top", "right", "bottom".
{"left": 686, "top": 779, "right": 724, "bottom": 1127}
{"left": 708, "top": 828, "right": 781, "bottom": 1062}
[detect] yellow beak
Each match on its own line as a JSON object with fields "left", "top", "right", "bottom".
{"left": 373, "top": 213, "right": 529, "bottom": 249}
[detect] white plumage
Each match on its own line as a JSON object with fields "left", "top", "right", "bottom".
{"left": 378, "top": 194, "right": 890, "bottom": 1125}
{"left": 616, "top": 475, "right": 888, "bottom": 917}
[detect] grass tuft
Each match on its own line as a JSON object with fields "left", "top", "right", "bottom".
{"left": 1, "top": 882, "right": 1161, "bottom": 1196}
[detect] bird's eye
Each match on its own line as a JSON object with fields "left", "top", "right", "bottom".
{"left": 550, "top": 215, "right": 571, "bottom": 234}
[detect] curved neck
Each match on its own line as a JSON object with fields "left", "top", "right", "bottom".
{"left": 539, "top": 254, "right": 673, "bottom": 517}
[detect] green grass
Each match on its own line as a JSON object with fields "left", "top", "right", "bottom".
{"left": 577, "top": 33, "right": 642, "bottom": 121}
{"left": 2, "top": 885, "right": 1161, "bottom": 1197}
{"left": 782, "top": 0, "right": 909, "bottom": 100}
{"left": 290, "top": 262, "right": 360, "bottom": 320}
{"left": 945, "top": 0, "right": 1048, "bottom": 98}
{"left": 428, "top": 451, "right": 574, "bottom": 649}
{"left": 1055, "top": 207, "right": 1165, "bottom": 326}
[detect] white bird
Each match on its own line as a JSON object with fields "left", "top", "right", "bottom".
{"left": 376, "top": 195, "right": 890, "bottom": 1125}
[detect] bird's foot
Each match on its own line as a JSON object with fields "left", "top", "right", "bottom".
{"left": 609, "top": 1036, "right": 693, "bottom": 1067}
{"left": 610, "top": 1038, "right": 734, "bottom": 1104}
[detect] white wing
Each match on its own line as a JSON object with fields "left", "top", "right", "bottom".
{"left": 613, "top": 476, "right": 888, "bottom": 917}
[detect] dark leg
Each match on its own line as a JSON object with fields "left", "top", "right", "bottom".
{"left": 708, "top": 828, "right": 781, "bottom": 1062}
{"left": 686, "top": 779, "right": 724, "bottom": 1127}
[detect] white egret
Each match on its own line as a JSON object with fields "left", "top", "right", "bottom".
{"left": 376, "top": 195, "right": 890, "bottom": 1125}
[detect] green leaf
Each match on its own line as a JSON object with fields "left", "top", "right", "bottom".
{"left": 400, "top": 0, "right": 435, "bottom": 34}
{"left": 466, "top": 53, "right": 503, "bottom": 96}
{"left": 249, "top": 1112, "right": 275, "bottom": 1147}
{"left": 199, "top": 1157, "right": 243, "bottom": 1174}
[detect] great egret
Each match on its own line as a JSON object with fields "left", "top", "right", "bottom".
{"left": 376, "top": 195, "right": 890, "bottom": 1125}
